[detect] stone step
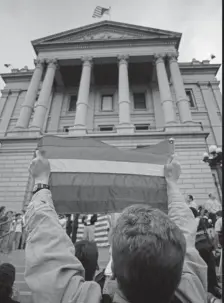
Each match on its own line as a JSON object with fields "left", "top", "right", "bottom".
{"left": 20, "top": 291, "right": 32, "bottom": 303}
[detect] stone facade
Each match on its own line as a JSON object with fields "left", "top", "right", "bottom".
{"left": 0, "top": 21, "right": 222, "bottom": 212}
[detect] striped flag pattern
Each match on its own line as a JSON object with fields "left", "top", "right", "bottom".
{"left": 92, "top": 6, "right": 110, "bottom": 18}
{"left": 76, "top": 214, "right": 110, "bottom": 247}
{"left": 38, "top": 136, "right": 174, "bottom": 215}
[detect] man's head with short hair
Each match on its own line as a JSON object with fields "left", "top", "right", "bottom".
{"left": 0, "top": 206, "right": 5, "bottom": 216}
{"left": 111, "top": 205, "right": 186, "bottom": 303}
{"left": 0, "top": 263, "right": 16, "bottom": 299}
{"left": 187, "top": 195, "right": 194, "bottom": 202}
{"left": 208, "top": 193, "right": 216, "bottom": 200}
{"left": 75, "top": 240, "right": 99, "bottom": 281}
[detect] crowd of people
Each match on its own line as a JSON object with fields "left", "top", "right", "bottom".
{"left": 0, "top": 208, "right": 27, "bottom": 254}
{"left": 0, "top": 150, "right": 222, "bottom": 303}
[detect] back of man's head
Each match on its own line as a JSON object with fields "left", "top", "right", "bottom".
{"left": 111, "top": 205, "right": 186, "bottom": 303}
{"left": 75, "top": 240, "right": 98, "bottom": 281}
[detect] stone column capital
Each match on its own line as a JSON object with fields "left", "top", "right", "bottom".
{"left": 167, "top": 52, "right": 179, "bottom": 62}
{"left": 153, "top": 53, "right": 166, "bottom": 64}
{"left": 197, "top": 81, "right": 209, "bottom": 89}
{"left": 81, "top": 56, "right": 93, "bottom": 67}
{"left": 209, "top": 81, "right": 220, "bottom": 89}
{"left": 34, "top": 58, "right": 45, "bottom": 68}
{"left": 117, "top": 55, "right": 129, "bottom": 65}
{"left": 46, "top": 58, "right": 58, "bottom": 69}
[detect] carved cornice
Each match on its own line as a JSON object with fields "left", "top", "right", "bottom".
{"left": 209, "top": 81, "right": 221, "bottom": 89}
{"left": 0, "top": 89, "right": 11, "bottom": 97}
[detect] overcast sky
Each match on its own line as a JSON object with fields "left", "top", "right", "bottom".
{"left": 0, "top": 0, "right": 222, "bottom": 92}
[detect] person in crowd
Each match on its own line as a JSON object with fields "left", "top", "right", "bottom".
{"left": 75, "top": 240, "right": 99, "bottom": 281}
{"left": 204, "top": 193, "right": 222, "bottom": 226}
{"left": 59, "top": 215, "right": 67, "bottom": 230}
{"left": 20, "top": 210, "right": 27, "bottom": 250}
{"left": 14, "top": 214, "right": 23, "bottom": 250}
{"left": 0, "top": 211, "right": 14, "bottom": 254}
{"left": 186, "top": 194, "right": 198, "bottom": 210}
{"left": 82, "top": 214, "right": 98, "bottom": 242}
{"left": 192, "top": 208, "right": 221, "bottom": 299}
{"left": 23, "top": 150, "right": 208, "bottom": 303}
{"left": 7, "top": 213, "right": 16, "bottom": 253}
{"left": 66, "top": 214, "right": 72, "bottom": 237}
{"left": 0, "top": 206, "right": 6, "bottom": 250}
{"left": 0, "top": 263, "right": 20, "bottom": 303}
{"left": 214, "top": 211, "right": 222, "bottom": 282}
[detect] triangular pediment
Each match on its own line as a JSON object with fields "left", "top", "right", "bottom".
{"left": 32, "top": 20, "right": 181, "bottom": 46}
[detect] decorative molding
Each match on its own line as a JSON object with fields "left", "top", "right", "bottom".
{"left": 153, "top": 53, "right": 166, "bottom": 64}
{"left": 167, "top": 51, "right": 178, "bottom": 62}
{"left": 197, "top": 81, "right": 209, "bottom": 89}
{"left": 34, "top": 58, "right": 45, "bottom": 68}
{"left": 46, "top": 58, "right": 58, "bottom": 69}
{"left": 81, "top": 56, "right": 93, "bottom": 67}
{"left": 117, "top": 54, "right": 129, "bottom": 64}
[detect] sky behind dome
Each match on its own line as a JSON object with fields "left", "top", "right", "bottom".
{"left": 0, "top": 0, "right": 222, "bottom": 91}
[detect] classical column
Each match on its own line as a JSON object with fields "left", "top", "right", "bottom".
{"left": 0, "top": 90, "right": 21, "bottom": 136}
{"left": 198, "top": 82, "right": 222, "bottom": 146}
{"left": 167, "top": 53, "right": 192, "bottom": 123}
{"left": 116, "top": 55, "right": 134, "bottom": 133}
{"left": 154, "top": 54, "right": 176, "bottom": 124}
{"left": 210, "top": 81, "right": 222, "bottom": 115}
{"left": 0, "top": 89, "right": 10, "bottom": 118}
{"left": 16, "top": 59, "right": 44, "bottom": 129}
{"left": 31, "top": 59, "right": 57, "bottom": 130}
{"left": 72, "top": 57, "right": 92, "bottom": 134}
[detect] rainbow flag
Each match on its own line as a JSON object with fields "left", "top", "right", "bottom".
{"left": 38, "top": 135, "right": 174, "bottom": 214}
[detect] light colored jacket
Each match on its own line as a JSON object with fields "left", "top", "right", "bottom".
{"left": 24, "top": 186, "right": 207, "bottom": 303}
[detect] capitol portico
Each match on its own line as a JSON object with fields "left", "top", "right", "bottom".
{"left": 0, "top": 20, "right": 222, "bottom": 211}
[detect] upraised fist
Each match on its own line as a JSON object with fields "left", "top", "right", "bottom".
{"left": 164, "top": 156, "right": 181, "bottom": 183}
{"left": 29, "top": 150, "right": 51, "bottom": 184}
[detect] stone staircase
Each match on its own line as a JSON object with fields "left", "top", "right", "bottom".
{"left": 0, "top": 247, "right": 110, "bottom": 303}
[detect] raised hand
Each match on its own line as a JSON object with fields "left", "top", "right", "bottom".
{"left": 164, "top": 155, "right": 181, "bottom": 183}
{"left": 29, "top": 150, "right": 51, "bottom": 185}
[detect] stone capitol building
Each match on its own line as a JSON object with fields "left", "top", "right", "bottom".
{"left": 0, "top": 20, "right": 222, "bottom": 212}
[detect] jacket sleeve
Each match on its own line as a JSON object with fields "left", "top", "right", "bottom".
{"left": 167, "top": 181, "right": 208, "bottom": 303}
{"left": 24, "top": 189, "right": 101, "bottom": 303}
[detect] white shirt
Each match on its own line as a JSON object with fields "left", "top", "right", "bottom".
{"left": 15, "top": 219, "right": 22, "bottom": 233}
{"left": 204, "top": 199, "right": 222, "bottom": 213}
{"left": 59, "top": 218, "right": 66, "bottom": 229}
{"left": 189, "top": 200, "right": 198, "bottom": 210}
{"left": 215, "top": 217, "right": 222, "bottom": 233}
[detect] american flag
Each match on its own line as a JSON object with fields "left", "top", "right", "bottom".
{"left": 76, "top": 214, "right": 110, "bottom": 247}
{"left": 92, "top": 6, "right": 111, "bottom": 18}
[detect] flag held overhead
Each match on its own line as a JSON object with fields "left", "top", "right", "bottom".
{"left": 38, "top": 135, "right": 174, "bottom": 214}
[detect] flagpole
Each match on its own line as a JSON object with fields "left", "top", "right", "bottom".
{"left": 108, "top": 7, "right": 111, "bottom": 20}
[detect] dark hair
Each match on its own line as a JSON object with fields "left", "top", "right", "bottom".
{"left": 75, "top": 240, "right": 99, "bottom": 281}
{"left": 190, "top": 207, "right": 198, "bottom": 218}
{"left": 216, "top": 211, "right": 222, "bottom": 217}
{"left": 90, "top": 214, "right": 98, "bottom": 225}
{"left": 112, "top": 205, "right": 186, "bottom": 303}
{"left": 188, "top": 195, "right": 194, "bottom": 201}
{"left": 0, "top": 263, "right": 15, "bottom": 299}
{"left": 0, "top": 206, "right": 5, "bottom": 213}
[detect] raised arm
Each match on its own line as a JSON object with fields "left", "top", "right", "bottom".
{"left": 24, "top": 151, "right": 101, "bottom": 303}
{"left": 164, "top": 157, "right": 208, "bottom": 302}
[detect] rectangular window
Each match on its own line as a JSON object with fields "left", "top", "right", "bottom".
{"left": 185, "top": 89, "right": 195, "bottom": 108}
{"left": 101, "top": 95, "right": 113, "bottom": 111}
{"left": 68, "top": 95, "right": 77, "bottom": 112}
{"left": 99, "top": 125, "right": 114, "bottom": 132}
{"left": 135, "top": 124, "right": 150, "bottom": 131}
{"left": 133, "top": 93, "right": 146, "bottom": 110}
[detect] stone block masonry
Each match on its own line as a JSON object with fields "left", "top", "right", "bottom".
{"left": 0, "top": 132, "right": 219, "bottom": 212}
{"left": 0, "top": 139, "right": 37, "bottom": 212}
